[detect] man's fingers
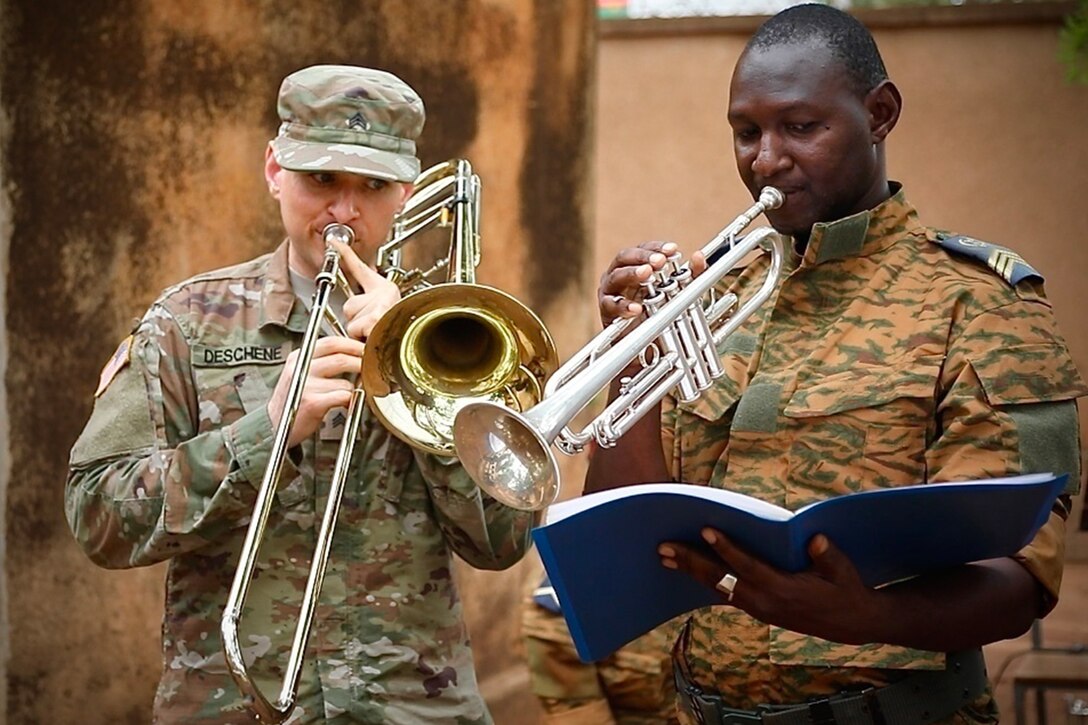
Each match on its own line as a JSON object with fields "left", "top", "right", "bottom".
{"left": 311, "top": 335, "right": 366, "bottom": 358}
{"left": 306, "top": 352, "right": 364, "bottom": 379}
{"left": 658, "top": 540, "right": 738, "bottom": 602}
{"left": 699, "top": 528, "right": 756, "bottom": 577}
{"left": 690, "top": 250, "right": 708, "bottom": 277}
{"left": 806, "top": 534, "right": 855, "bottom": 584}
{"left": 330, "top": 240, "right": 383, "bottom": 293}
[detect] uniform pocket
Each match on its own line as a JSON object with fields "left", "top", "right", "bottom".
{"left": 193, "top": 375, "right": 248, "bottom": 435}
{"left": 783, "top": 362, "right": 940, "bottom": 494}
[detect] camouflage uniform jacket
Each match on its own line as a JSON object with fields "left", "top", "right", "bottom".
{"left": 65, "top": 240, "right": 538, "bottom": 724}
{"left": 660, "top": 187, "right": 1086, "bottom": 723}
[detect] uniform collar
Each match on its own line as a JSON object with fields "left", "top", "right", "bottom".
{"left": 796, "top": 182, "right": 923, "bottom": 267}
{"left": 259, "top": 240, "right": 311, "bottom": 334}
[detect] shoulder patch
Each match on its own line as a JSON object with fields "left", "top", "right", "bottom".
{"left": 935, "top": 234, "right": 1043, "bottom": 286}
{"left": 95, "top": 335, "right": 133, "bottom": 397}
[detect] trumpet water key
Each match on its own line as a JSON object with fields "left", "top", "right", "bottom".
{"left": 452, "top": 187, "right": 786, "bottom": 511}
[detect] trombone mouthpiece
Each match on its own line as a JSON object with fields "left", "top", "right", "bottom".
{"left": 759, "top": 187, "right": 785, "bottom": 210}
{"left": 322, "top": 223, "right": 355, "bottom": 247}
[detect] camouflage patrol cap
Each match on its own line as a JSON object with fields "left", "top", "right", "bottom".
{"left": 270, "top": 65, "right": 424, "bottom": 182}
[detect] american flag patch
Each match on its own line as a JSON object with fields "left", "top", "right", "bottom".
{"left": 95, "top": 335, "right": 133, "bottom": 397}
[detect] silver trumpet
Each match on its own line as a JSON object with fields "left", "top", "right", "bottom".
{"left": 452, "top": 187, "right": 786, "bottom": 511}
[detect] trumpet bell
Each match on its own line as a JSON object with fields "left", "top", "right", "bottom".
{"left": 362, "top": 283, "right": 557, "bottom": 456}
{"left": 453, "top": 401, "right": 559, "bottom": 511}
{"left": 451, "top": 190, "right": 786, "bottom": 512}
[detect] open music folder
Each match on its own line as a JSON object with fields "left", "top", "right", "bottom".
{"left": 532, "top": 472, "right": 1067, "bottom": 662}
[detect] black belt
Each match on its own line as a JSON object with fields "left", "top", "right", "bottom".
{"left": 672, "top": 620, "right": 988, "bottom": 725}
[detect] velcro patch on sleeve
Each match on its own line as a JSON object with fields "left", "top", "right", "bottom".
{"left": 95, "top": 335, "right": 134, "bottom": 397}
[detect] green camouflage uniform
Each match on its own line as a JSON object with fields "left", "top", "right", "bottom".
{"left": 659, "top": 186, "right": 1086, "bottom": 724}
{"left": 66, "top": 239, "right": 537, "bottom": 724}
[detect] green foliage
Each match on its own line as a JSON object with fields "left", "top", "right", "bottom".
{"left": 1059, "top": 0, "right": 1088, "bottom": 84}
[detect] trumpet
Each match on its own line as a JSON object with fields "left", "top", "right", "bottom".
{"left": 452, "top": 187, "right": 786, "bottom": 511}
{"left": 221, "top": 159, "right": 557, "bottom": 723}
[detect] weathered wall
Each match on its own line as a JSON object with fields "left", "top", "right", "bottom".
{"left": 8, "top": 2, "right": 1084, "bottom": 723}
{"left": 595, "top": 3, "right": 1088, "bottom": 553}
{"left": 0, "top": 1, "right": 595, "bottom": 723}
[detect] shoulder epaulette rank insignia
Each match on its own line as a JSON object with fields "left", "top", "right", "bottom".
{"left": 935, "top": 234, "right": 1043, "bottom": 286}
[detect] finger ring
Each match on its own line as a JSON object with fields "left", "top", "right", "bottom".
{"left": 715, "top": 572, "right": 738, "bottom": 602}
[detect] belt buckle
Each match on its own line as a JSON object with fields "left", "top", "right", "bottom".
{"left": 804, "top": 695, "right": 837, "bottom": 725}
{"left": 831, "top": 683, "right": 886, "bottom": 725}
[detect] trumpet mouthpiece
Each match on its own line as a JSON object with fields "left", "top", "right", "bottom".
{"left": 759, "top": 187, "right": 785, "bottom": 210}
{"left": 322, "top": 223, "right": 355, "bottom": 247}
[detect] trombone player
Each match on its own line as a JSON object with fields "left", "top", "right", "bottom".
{"left": 65, "top": 65, "right": 537, "bottom": 724}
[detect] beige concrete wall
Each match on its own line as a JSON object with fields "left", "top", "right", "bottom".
{"left": 596, "top": 3, "right": 1088, "bottom": 556}
{"left": 0, "top": 1, "right": 594, "bottom": 722}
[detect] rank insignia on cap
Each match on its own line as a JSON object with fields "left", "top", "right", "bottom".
{"left": 935, "top": 234, "right": 1043, "bottom": 286}
{"left": 346, "top": 112, "right": 370, "bottom": 132}
{"left": 95, "top": 335, "right": 133, "bottom": 397}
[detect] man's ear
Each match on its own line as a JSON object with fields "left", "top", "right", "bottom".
{"left": 398, "top": 182, "right": 415, "bottom": 210}
{"left": 264, "top": 145, "right": 283, "bottom": 196}
{"left": 866, "top": 79, "right": 902, "bottom": 144}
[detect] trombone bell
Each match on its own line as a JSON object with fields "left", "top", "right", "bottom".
{"left": 360, "top": 159, "right": 558, "bottom": 457}
{"left": 401, "top": 304, "right": 519, "bottom": 397}
{"left": 363, "top": 282, "right": 556, "bottom": 457}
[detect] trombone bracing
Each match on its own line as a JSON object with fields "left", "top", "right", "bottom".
{"left": 452, "top": 187, "right": 786, "bottom": 511}
{"left": 221, "top": 159, "right": 556, "bottom": 723}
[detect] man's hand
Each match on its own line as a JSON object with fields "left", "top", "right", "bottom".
{"left": 267, "top": 241, "right": 399, "bottom": 448}
{"left": 596, "top": 241, "right": 709, "bottom": 327}
{"left": 658, "top": 529, "right": 883, "bottom": 646}
{"left": 267, "top": 336, "right": 367, "bottom": 448}
{"left": 331, "top": 239, "right": 402, "bottom": 340}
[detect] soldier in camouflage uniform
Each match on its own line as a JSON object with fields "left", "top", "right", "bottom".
{"left": 65, "top": 65, "right": 537, "bottom": 724}
{"left": 522, "top": 572, "right": 679, "bottom": 725}
{"left": 588, "top": 6, "right": 1085, "bottom": 725}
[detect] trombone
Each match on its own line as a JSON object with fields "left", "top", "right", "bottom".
{"left": 452, "top": 187, "right": 786, "bottom": 511}
{"left": 362, "top": 159, "right": 557, "bottom": 456}
{"left": 221, "top": 159, "right": 556, "bottom": 723}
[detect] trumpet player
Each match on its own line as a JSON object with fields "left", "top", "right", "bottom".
{"left": 588, "top": 5, "right": 1085, "bottom": 724}
{"left": 65, "top": 65, "right": 536, "bottom": 724}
